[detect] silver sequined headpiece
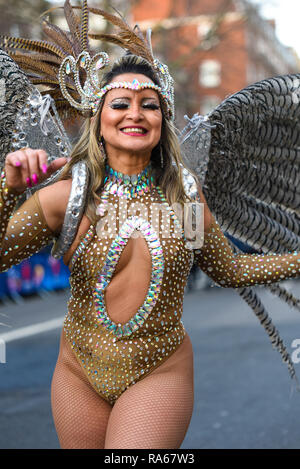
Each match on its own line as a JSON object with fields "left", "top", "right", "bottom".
{"left": 58, "top": 48, "right": 175, "bottom": 120}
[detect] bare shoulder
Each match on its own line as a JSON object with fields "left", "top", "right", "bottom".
{"left": 38, "top": 178, "right": 72, "bottom": 235}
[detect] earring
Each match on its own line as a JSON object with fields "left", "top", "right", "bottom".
{"left": 160, "top": 143, "right": 164, "bottom": 169}
{"left": 99, "top": 136, "right": 107, "bottom": 161}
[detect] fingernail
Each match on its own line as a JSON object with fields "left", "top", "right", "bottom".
{"left": 26, "top": 177, "right": 32, "bottom": 188}
{"left": 42, "top": 164, "right": 48, "bottom": 174}
{"left": 32, "top": 173, "right": 38, "bottom": 185}
{"left": 15, "top": 161, "right": 21, "bottom": 167}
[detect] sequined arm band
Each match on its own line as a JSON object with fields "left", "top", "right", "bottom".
{"left": 0, "top": 171, "right": 55, "bottom": 272}
{"left": 0, "top": 170, "right": 22, "bottom": 250}
{"left": 194, "top": 217, "right": 300, "bottom": 288}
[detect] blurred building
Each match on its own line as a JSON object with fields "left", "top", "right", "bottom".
{"left": 0, "top": 0, "right": 50, "bottom": 38}
{"left": 131, "top": 0, "right": 300, "bottom": 122}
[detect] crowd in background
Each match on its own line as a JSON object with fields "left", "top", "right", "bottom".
{"left": 0, "top": 247, "right": 70, "bottom": 302}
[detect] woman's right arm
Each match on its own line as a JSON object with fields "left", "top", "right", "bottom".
{"left": 0, "top": 148, "right": 69, "bottom": 272}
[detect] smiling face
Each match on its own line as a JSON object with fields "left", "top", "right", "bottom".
{"left": 100, "top": 73, "right": 163, "bottom": 162}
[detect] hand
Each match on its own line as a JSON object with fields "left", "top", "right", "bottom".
{"left": 4, "top": 148, "right": 68, "bottom": 193}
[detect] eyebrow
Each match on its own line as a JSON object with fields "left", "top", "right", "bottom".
{"left": 110, "top": 96, "right": 159, "bottom": 102}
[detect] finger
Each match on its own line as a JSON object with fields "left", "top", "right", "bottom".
{"left": 25, "top": 149, "right": 40, "bottom": 185}
{"left": 6, "top": 150, "right": 26, "bottom": 167}
{"left": 16, "top": 150, "right": 31, "bottom": 187}
{"left": 6, "top": 152, "right": 23, "bottom": 169}
{"left": 36, "top": 149, "right": 49, "bottom": 175}
{"left": 46, "top": 157, "right": 68, "bottom": 176}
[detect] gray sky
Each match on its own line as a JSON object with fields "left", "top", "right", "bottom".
{"left": 251, "top": 0, "right": 300, "bottom": 56}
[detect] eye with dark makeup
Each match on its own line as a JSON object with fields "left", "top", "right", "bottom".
{"left": 143, "top": 103, "right": 160, "bottom": 110}
{"left": 109, "top": 99, "right": 160, "bottom": 111}
{"left": 109, "top": 102, "right": 128, "bottom": 109}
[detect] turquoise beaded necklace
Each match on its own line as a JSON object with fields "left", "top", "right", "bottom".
{"left": 104, "top": 162, "right": 154, "bottom": 197}
{"left": 97, "top": 163, "right": 186, "bottom": 242}
{"left": 96, "top": 162, "right": 154, "bottom": 216}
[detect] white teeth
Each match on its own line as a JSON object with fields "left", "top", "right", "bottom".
{"left": 121, "top": 127, "right": 147, "bottom": 134}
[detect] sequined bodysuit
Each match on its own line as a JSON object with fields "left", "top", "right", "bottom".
{"left": 64, "top": 164, "right": 192, "bottom": 404}
{"left": 1, "top": 165, "right": 300, "bottom": 405}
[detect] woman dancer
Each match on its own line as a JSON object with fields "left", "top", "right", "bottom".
{"left": 1, "top": 1, "right": 300, "bottom": 449}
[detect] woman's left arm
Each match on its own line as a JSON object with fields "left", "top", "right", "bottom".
{"left": 194, "top": 185, "right": 300, "bottom": 288}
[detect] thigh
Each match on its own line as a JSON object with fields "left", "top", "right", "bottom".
{"left": 104, "top": 334, "right": 194, "bottom": 449}
{"left": 51, "top": 332, "right": 112, "bottom": 449}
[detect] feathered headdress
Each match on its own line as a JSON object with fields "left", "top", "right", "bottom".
{"left": 0, "top": 0, "right": 174, "bottom": 119}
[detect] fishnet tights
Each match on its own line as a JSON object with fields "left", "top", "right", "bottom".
{"left": 51, "top": 331, "right": 194, "bottom": 449}
{"left": 105, "top": 361, "right": 194, "bottom": 449}
{"left": 51, "top": 330, "right": 112, "bottom": 449}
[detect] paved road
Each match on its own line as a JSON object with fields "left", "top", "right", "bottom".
{"left": 0, "top": 281, "right": 300, "bottom": 449}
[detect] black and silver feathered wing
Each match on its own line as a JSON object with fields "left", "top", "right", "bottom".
{"left": 0, "top": 48, "right": 71, "bottom": 178}
{"left": 0, "top": 48, "right": 89, "bottom": 260}
{"left": 0, "top": 49, "right": 31, "bottom": 164}
{"left": 180, "top": 74, "right": 300, "bottom": 388}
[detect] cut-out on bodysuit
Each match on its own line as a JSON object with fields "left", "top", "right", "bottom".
{"left": 104, "top": 234, "right": 152, "bottom": 326}
{"left": 1, "top": 167, "right": 300, "bottom": 406}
